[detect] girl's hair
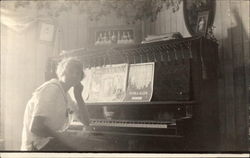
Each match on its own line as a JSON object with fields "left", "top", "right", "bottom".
{"left": 56, "top": 57, "right": 83, "bottom": 80}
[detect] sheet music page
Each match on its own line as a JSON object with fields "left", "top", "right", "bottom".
{"left": 124, "top": 62, "right": 155, "bottom": 102}
{"left": 85, "top": 63, "right": 129, "bottom": 103}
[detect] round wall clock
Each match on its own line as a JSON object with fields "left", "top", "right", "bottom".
{"left": 183, "top": 0, "right": 216, "bottom": 36}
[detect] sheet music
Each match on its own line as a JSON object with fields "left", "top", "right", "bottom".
{"left": 124, "top": 62, "right": 154, "bottom": 102}
{"left": 85, "top": 64, "right": 129, "bottom": 103}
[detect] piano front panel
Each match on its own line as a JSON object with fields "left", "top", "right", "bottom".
{"left": 153, "top": 59, "right": 191, "bottom": 101}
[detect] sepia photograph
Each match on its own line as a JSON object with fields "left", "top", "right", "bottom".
{"left": 0, "top": 0, "right": 250, "bottom": 157}
{"left": 195, "top": 11, "right": 209, "bottom": 36}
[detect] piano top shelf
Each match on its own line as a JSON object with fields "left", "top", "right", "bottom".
{"left": 85, "top": 100, "right": 197, "bottom": 107}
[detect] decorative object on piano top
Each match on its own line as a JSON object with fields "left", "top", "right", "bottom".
{"left": 141, "top": 32, "right": 183, "bottom": 44}
{"left": 183, "top": 0, "right": 216, "bottom": 37}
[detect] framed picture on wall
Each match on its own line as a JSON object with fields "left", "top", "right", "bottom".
{"left": 88, "top": 25, "right": 141, "bottom": 47}
{"left": 183, "top": 0, "right": 216, "bottom": 36}
{"left": 39, "top": 22, "right": 55, "bottom": 42}
{"left": 195, "top": 11, "right": 209, "bottom": 36}
{"left": 95, "top": 28, "right": 134, "bottom": 46}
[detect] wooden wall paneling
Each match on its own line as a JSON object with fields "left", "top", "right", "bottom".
{"left": 61, "top": 12, "right": 69, "bottom": 50}
{"left": 61, "top": 12, "right": 68, "bottom": 50}
{"left": 179, "top": 2, "right": 190, "bottom": 37}
{"left": 241, "top": 0, "right": 250, "bottom": 101}
{"left": 220, "top": 0, "right": 236, "bottom": 150}
{"left": 0, "top": 25, "right": 7, "bottom": 148}
{"left": 76, "top": 13, "right": 81, "bottom": 48}
{"left": 75, "top": 10, "right": 81, "bottom": 48}
{"left": 143, "top": 19, "right": 147, "bottom": 37}
{"left": 2, "top": 27, "right": 9, "bottom": 149}
{"left": 161, "top": 9, "right": 167, "bottom": 34}
{"left": 78, "top": 12, "right": 88, "bottom": 48}
{"left": 141, "top": 19, "right": 145, "bottom": 40}
{"left": 176, "top": 4, "right": 184, "bottom": 36}
{"left": 155, "top": 12, "right": 160, "bottom": 34}
{"left": 161, "top": 8, "right": 167, "bottom": 34}
{"left": 149, "top": 20, "right": 154, "bottom": 35}
{"left": 152, "top": 18, "right": 156, "bottom": 35}
{"left": 71, "top": 9, "right": 79, "bottom": 49}
{"left": 103, "top": 12, "right": 118, "bottom": 26}
{"left": 67, "top": 11, "right": 74, "bottom": 49}
{"left": 165, "top": 8, "right": 171, "bottom": 33}
{"left": 68, "top": 12, "right": 74, "bottom": 49}
{"left": 86, "top": 19, "right": 95, "bottom": 46}
{"left": 213, "top": 0, "right": 226, "bottom": 150}
{"left": 4, "top": 41, "right": 13, "bottom": 148}
{"left": 169, "top": 2, "right": 190, "bottom": 37}
{"left": 82, "top": 15, "right": 89, "bottom": 48}
{"left": 170, "top": 9, "right": 177, "bottom": 33}
{"left": 158, "top": 9, "right": 163, "bottom": 34}
{"left": 103, "top": 13, "right": 109, "bottom": 26}
{"left": 73, "top": 11, "right": 79, "bottom": 49}
{"left": 230, "top": 1, "right": 248, "bottom": 150}
{"left": 51, "top": 24, "right": 60, "bottom": 56}
{"left": 152, "top": 16, "right": 158, "bottom": 35}
{"left": 144, "top": 18, "right": 151, "bottom": 38}
{"left": 240, "top": 0, "right": 250, "bottom": 149}
{"left": 55, "top": 12, "right": 66, "bottom": 54}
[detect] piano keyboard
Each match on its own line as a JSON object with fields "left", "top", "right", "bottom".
{"left": 90, "top": 119, "right": 175, "bottom": 129}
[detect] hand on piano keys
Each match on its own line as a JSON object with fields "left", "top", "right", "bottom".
{"left": 65, "top": 120, "right": 105, "bottom": 140}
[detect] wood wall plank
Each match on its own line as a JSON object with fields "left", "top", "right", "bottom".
{"left": 213, "top": 0, "right": 226, "bottom": 150}
{"left": 176, "top": 4, "right": 183, "bottom": 35}
{"left": 165, "top": 8, "right": 171, "bottom": 33}
{"left": 241, "top": 0, "right": 250, "bottom": 149}
{"left": 161, "top": 9, "right": 167, "bottom": 33}
{"left": 155, "top": 12, "right": 160, "bottom": 34}
{"left": 231, "top": 0, "right": 248, "bottom": 150}
{"left": 221, "top": 0, "right": 237, "bottom": 150}
{"left": 170, "top": 10, "right": 177, "bottom": 33}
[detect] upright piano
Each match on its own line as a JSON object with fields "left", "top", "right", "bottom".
{"left": 46, "top": 36, "right": 220, "bottom": 152}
